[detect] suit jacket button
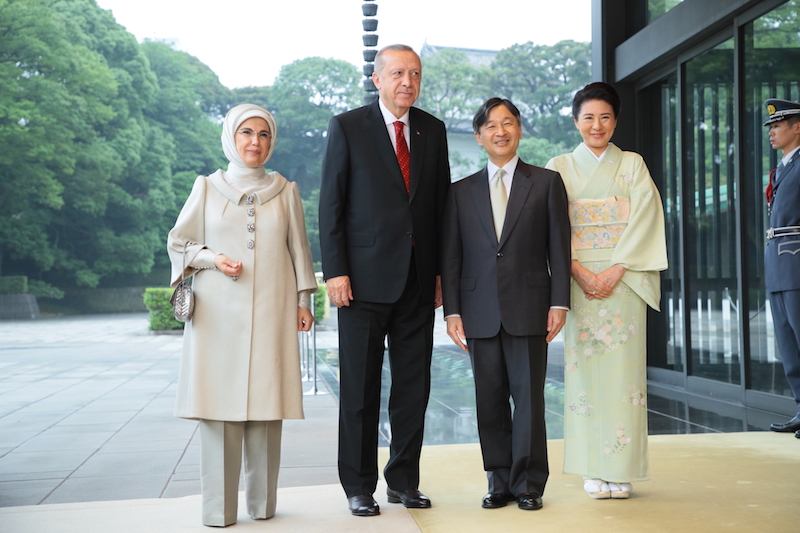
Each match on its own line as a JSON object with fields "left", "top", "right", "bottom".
{"left": 497, "top": 252, "right": 503, "bottom": 257}
{"left": 407, "top": 232, "right": 413, "bottom": 238}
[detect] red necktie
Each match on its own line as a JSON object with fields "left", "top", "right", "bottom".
{"left": 394, "top": 121, "right": 410, "bottom": 194}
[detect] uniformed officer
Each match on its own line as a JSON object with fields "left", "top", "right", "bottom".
{"left": 763, "top": 98, "right": 800, "bottom": 439}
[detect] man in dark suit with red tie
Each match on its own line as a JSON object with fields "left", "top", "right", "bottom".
{"left": 319, "top": 44, "right": 451, "bottom": 516}
{"left": 441, "top": 98, "right": 571, "bottom": 510}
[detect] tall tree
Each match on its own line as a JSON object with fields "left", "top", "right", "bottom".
{"left": 0, "top": 0, "right": 184, "bottom": 289}
{"left": 491, "top": 40, "right": 590, "bottom": 147}
{"left": 140, "top": 39, "right": 231, "bottom": 254}
{"left": 233, "top": 57, "right": 361, "bottom": 266}
{"left": 243, "top": 57, "right": 361, "bottom": 192}
{"left": 0, "top": 0, "right": 73, "bottom": 277}
{"left": 417, "top": 48, "right": 490, "bottom": 131}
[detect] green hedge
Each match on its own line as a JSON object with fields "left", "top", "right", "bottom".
{"left": 28, "top": 279, "right": 64, "bottom": 299}
{"left": 0, "top": 276, "right": 28, "bottom": 295}
{"left": 143, "top": 288, "right": 184, "bottom": 331}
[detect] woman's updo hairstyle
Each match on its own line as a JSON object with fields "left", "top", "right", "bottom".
{"left": 572, "top": 82, "right": 621, "bottom": 121}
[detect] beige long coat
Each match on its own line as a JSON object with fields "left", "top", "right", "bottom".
{"left": 167, "top": 170, "right": 317, "bottom": 421}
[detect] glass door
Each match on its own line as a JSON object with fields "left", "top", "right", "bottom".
{"left": 683, "top": 39, "right": 741, "bottom": 385}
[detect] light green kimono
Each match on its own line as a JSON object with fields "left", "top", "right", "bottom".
{"left": 547, "top": 143, "right": 667, "bottom": 482}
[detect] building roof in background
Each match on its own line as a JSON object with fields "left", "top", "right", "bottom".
{"left": 420, "top": 42, "right": 499, "bottom": 66}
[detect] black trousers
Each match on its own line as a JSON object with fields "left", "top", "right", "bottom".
{"left": 469, "top": 326, "right": 549, "bottom": 497}
{"left": 337, "top": 262, "right": 434, "bottom": 497}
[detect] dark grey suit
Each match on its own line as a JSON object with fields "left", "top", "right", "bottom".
{"left": 441, "top": 160, "right": 570, "bottom": 496}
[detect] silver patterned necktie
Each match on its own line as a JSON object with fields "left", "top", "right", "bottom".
{"left": 490, "top": 168, "right": 508, "bottom": 241}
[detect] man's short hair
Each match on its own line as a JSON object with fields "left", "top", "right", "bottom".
{"left": 374, "top": 44, "right": 417, "bottom": 75}
{"left": 473, "top": 98, "right": 521, "bottom": 133}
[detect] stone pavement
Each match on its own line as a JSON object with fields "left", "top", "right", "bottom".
{"left": 0, "top": 313, "right": 341, "bottom": 507}
{"left": 4, "top": 307, "right": 776, "bottom": 512}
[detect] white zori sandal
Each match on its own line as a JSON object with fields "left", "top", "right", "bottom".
{"left": 583, "top": 479, "right": 611, "bottom": 499}
{"left": 607, "top": 482, "right": 633, "bottom": 499}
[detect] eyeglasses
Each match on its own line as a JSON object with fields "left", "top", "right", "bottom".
{"left": 236, "top": 129, "right": 271, "bottom": 141}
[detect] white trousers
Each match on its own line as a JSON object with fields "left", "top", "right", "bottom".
{"left": 199, "top": 419, "right": 282, "bottom": 527}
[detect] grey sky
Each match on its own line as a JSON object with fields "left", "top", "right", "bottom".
{"left": 94, "top": 0, "right": 592, "bottom": 89}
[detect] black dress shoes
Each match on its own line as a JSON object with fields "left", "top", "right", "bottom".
{"left": 348, "top": 494, "right": 380, "bottom": 516}
{"left": 516, "top": 493, "right": 543, "bottom": 510}
{"left": 481, "top": 493, "right": 515, "bottom": 508}
{"left": 770, "top": 415, "right": 800, "bottom": 432}
{"left": 796, "top": 429, "right": 800, "bottom": 439}
{"left": 386, "top": 488, "right": 432, "bottom": 508}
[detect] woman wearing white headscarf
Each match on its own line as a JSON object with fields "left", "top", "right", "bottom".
{"left": 168, "top": 104, "right": 317, "bottom": 527}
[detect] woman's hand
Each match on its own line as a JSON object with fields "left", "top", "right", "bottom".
{"left": 297, "top": 307, "right": 314, "bottom": 332}
{"left": 214, "top": 254, "right": 242, "bottom": 278}
{"left": 571, "top": 260, "right": 613, "bottom": 300}
{"left": 596, "top": 264, "right": 627, "bottom": 293}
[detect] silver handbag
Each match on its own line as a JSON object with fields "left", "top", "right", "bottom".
{"left": 170, "top": 242, "right": 194, "bottom": 322}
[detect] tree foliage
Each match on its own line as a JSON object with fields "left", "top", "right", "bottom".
{"left": 417, "top": 49, "right": 491, "bottom": 131}
{"left": 491, "top": 40, "right": 589, "bottom": 147}
{"left": 0, "top": 0, "right": 231, "bottom": 289}
{"left": 0, "top": 0, "right": 167, "bottom": 288}
{"left": 233, "top": 58, "right": 361, "bottom": 266}
{"left": 0, "top": 0, "right": 589, "bottom": 296}
{"left": 234, "top": 57, "right": 362, "bottom": 193}
{"left": 417, "top": 41, "right": 589, "bottom": 177}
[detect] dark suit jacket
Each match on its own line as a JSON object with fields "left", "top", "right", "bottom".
{"left": 766, "top": 152, "right": 800, "bottom": 293}
{"left": 319, "top": 99, "right": 451, "bottom": 303}
{"left": 441, "top": 160, "right": 571, "bottom": 338}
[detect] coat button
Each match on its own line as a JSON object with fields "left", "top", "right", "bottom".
{"left": 407, "top": 232, "right": 413, "bottom": 238}
{"left": 245, "top": 195, "right": 254, "bottom": 205}
{"left": 247, "top": 239, "right": 255, "bottom": 249}
{"left": 247, "top": 207, "right": 255, "bottom": 217}
{"left": 247, "top": 223, "right": 255, "bottom": 233}
{"left": 497, "top": 252, "right": 503, "bottom": 257}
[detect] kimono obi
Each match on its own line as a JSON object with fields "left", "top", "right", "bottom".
{"left": 569, "top": 196, "right": 630, "bottom": 250}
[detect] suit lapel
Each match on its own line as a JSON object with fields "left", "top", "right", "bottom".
{"left": 365, "top": 100, "right": 409, "bottom": 196}
{"left": 468, "top": 168, "right": 497, "bottom": 244}
{"left": 498, "top": 162, "right": 533, "bottom": 248}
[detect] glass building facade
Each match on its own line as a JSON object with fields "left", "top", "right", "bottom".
{"left": 595, "top": 0, "right": 799, "bottom": 416}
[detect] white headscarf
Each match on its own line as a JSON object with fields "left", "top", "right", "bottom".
{"left": 221, "top": 103, "right": 278, "bottom": 181}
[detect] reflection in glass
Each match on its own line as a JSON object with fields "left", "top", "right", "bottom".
{"left": 743, "top": 0, "right": 800, "bottom": 398}
{"left": 684, "top": 39, "right": 741, "bottom": 384}
{"left": 659, "top": 73, "right": 684, "bottom": 372}
{"left": 648, "top": 0, "right": 684, "bottom": 24}
{"left": 642, "top": 72, "right": 682, "bottom": 373}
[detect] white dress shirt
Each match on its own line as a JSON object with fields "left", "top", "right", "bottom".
{"left": 378, "top": 98, "right": 410, "bottom": 154}
{"left": 487, "top": 156, "right": 518, "bottom": 198}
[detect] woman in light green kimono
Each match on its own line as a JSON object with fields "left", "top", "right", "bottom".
{"left": 546, "top": 82, "right": 667, "bottom": 500}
